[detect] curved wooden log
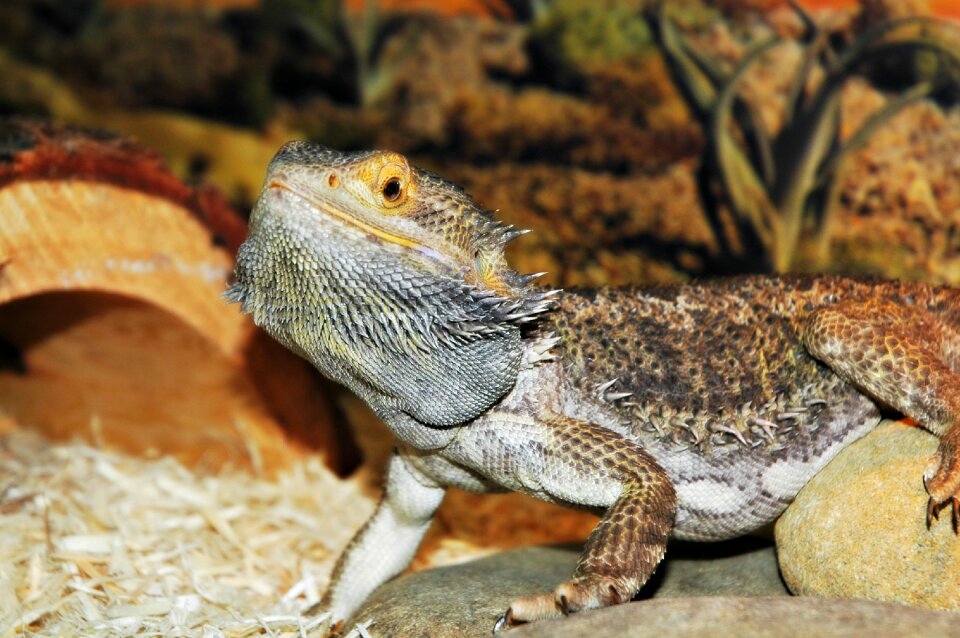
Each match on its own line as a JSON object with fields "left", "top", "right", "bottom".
{"left": 0, "top": 119, "right": 357, "bottom": 475}
{"left": 0, "top": 119, "right": 595, "bottom": 572}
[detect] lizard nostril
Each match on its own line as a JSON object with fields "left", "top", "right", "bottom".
{"left": 327, "top": 173, "right": 340, "bottom": 189}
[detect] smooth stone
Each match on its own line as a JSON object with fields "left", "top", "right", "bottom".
{"left": 508, "top": 597, "right": 960, "bottom": 638}
{"left": 642, "top": 536, "right": 787, "bottom": 598}
{"left": 348, "top": 546, "right": 574, "bottom": 638}
{"left": 776, "top": 420, "right": 960, "bottom": 610}
{"left": 348, "top": 537, "right": 786, "bottom": 637}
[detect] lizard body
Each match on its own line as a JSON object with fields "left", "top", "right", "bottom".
{"left": 228, "top": 143, "right": 960, "bottom": 632}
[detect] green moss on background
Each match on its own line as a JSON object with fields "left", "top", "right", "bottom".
{"left": 528, "top": 0, "right": 652, "bottom": 89}
{"left": 528, "top": 0, "right": 718, "bottom": 90}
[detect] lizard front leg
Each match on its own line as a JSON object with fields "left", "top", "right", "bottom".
{"left": 803, "top": 298, "right": 960, "bottom": 528}
{"left": 317, "top": 450, "right": 445, "bottom": 632}
{"left": 484, "top": 414, "right": 676, "bottom": 630}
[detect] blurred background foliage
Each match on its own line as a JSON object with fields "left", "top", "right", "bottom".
{"left": 2, "top": 0, "right": 960, "bottom": 285}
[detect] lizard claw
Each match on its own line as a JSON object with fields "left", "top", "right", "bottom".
{"left": 492, "top": 593, "right": 558, "bottom": 633}
{"left": 492, "top": 609, "right": 513, "bottom": 634}
{"left": 925, "top": 494, "right": 938, "bottom": 529}
{"left": 923, "top": 440, "right": 960, "bottom": 534}
{"left": 927, "top": 495, "right": 960, "bottom": 533}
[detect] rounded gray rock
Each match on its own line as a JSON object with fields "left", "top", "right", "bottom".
{"left": 508, "top": 597, "right": 960, "bottom": 638}
{"left": 347, "top": 538, "right": 786, "bottom": 637}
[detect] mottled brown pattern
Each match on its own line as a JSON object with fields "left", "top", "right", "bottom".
{"left": 548, "top": 276, "right": 960, "bottom": 454}
{"left": 231, "top": 145, "right": 960, "bottom": 633}
{"left": 542, "top": 275, "right": 960, "bottom": 530}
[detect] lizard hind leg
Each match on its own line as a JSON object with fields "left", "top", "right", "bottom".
{"left": 494, "top": 415, "right": 676, "bottom": 631}
{"left": 803, "top": 298, "right": 960, "bottom": 531}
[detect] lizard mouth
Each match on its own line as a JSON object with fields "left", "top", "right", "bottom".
{"left": 266, "top": 179, "right": 452, "bottom": 264}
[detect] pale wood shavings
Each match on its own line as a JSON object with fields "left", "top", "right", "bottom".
{"left": 343, "top": 619, "right": 375, "bottom": 638}
{"left": 0, "top": 429, "right": 375, "bottom": 637}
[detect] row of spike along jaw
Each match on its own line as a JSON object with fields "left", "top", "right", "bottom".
{"left": 465, "top": 215, "right": 559, "bottom": 330}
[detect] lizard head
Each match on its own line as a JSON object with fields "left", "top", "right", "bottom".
{"left": 228, "top": 142, "right": 556, "bottom": 428}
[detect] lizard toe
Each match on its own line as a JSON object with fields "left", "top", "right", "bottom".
{"left": 925, "top": 492, "right": 960, "bottom": 534}
{"left": 492, "top": 575, "right": 632, "bottom": 633}
{"left": 924, "top": 435, "right": 960, "bottom": 532}
{"left": 301, "top": 600, "right": 344, "bottom": 637}
{"left": 555, "top": 575, "right": 630, "bottom": 614}
{"left": 494, "top": 591, "right": 561, "bottom": 632}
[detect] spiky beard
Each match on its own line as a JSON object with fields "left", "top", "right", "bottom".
{"left": 227, "top": 197, "right": 560, "bottom": 428}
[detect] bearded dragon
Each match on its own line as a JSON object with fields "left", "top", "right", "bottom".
{"left": 227, "top": 142, "right": 960, "bottom": 633}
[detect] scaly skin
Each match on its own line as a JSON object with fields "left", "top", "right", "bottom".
{"left": 227, "top": 142, "right": 960, "bottom": 633}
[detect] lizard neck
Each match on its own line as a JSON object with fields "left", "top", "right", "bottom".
{"left": 231, "top": 192, "right": 550, "bottom": 430}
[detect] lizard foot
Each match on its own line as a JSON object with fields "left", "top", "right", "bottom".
{"left": 492, "top": 576, "right": 630, "bottom": 633}
{"left": 924, "top": 433, "right": 960, "bottom": 533}
{"left": 302, "top": 601, "right": 344, "bottom": 637}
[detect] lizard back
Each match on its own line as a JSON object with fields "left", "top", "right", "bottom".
{"left": 545, "top": 274, "right": 960, "bottom": 539}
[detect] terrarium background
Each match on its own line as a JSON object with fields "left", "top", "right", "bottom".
{"left": 2, "top": 0, "right": 960, "bottom": 634}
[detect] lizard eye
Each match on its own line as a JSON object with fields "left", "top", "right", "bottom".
{"left": 382, "top": 177, "right": 403, "bottom": 202}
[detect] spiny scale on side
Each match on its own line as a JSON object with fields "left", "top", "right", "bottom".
{"left": 546, "top": 275, "right": 960, "bottom": 455}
